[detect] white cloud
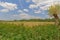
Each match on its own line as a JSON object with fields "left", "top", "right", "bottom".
{"left": 29, "top": 0, "right": 60, "bottom": 15}
{"left": 32, "top": 0, "right": 49, "bottom": 4}
{"left": 29, "top": 4, "right": 38, "bottom": 9}
{"left": 0, "top": 9, "right": 9, "bottom": 13}
{"left": 32, "top": 0, "right": 59, "bottom": 4}
{"left": 26, "top": 0, "right": 31, "bottom": 2}
{"left": 18, "top": 10, "right": 23, "bottom": 13}
{"left": 0, "top": 2, "right": 17, "bottom": 11}
{"left": 18, "top": 9, "right": 29, "bottom": 13}
{"left": 29, "top": 0, "right": 49, "bottom": 9}
{"left": 17, "top": 10, "right": 33, "bottom": 19}
{"left": 13, "top": 13, "right": 41, "bottom": 19}
{"left": 40, "top": 4, "right": 51, "bottom": 10}
{"left": 19, "top": 13, "right": 41, "bottom": 19}
{"left": 23, "top": 9, "right": 29, "bottom": 12}
{"left": 29, "top": 0, "right": 60, "bottom": 9}
{"left": 13, "top": 11, "right": 41, "bottom": 19}
{"left": 19, "top": 13, "right": 31, "bottom": 19}
{"left": 20, "top": 13, "right": 29, "bottom": 17}
{"left": 34, "top": 10, "right": 41, "bottom": 14}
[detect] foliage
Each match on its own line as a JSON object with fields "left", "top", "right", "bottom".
{"left": 48, "top": 4, "right": 60, "bottom": 25}
{"left": 0, "top": 22, "right": 59, "bottom": 40}
{"left": 48, "top": 4, "right": 60, "bottom": 16}
{"left": 11, "top": 19, "right": 55, "bottom": 22}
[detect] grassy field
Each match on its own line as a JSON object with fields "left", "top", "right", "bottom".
{"left": 0, "top": 22, "right": 60, "bottom": 40}
{"left": 0, "top": 22, "right": 54, "bottom": 27}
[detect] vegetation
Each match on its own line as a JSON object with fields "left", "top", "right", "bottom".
{"left": 0, "top": 19, "right": 55, "bottom": 22}
{"left": 48, "top": 4, "right": 60, "bottom": 25}
{"left": 0, "top": 22, "right": 59, "bottom": 40}
{"left": 0, "top": 3, "right": 60, "bottom": 40}
{"left": 19, "top": 19, "right": 55, "bottom": 22}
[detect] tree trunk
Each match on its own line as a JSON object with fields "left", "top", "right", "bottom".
{"left": 53, "top": 14, "right": 60, "bottom": 25}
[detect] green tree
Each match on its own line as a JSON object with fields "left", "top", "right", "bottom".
{"left": 48, "top": 4, "right": 60, "bottom": 25}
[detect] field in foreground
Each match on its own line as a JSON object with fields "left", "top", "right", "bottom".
{"left": 0, "top": 22, "right": 60, "bottom": 40}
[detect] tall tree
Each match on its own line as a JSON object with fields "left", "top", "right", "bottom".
{"left": 48, "top": 4, "right": 60, "bottom": 25}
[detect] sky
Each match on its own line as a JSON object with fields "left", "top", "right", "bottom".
{"left": 0, "top": 0, "right": 59, "bottom": 20}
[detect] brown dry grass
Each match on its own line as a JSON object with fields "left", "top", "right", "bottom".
{"left": 1, "top": 22, "right": 55, "bottom": 27}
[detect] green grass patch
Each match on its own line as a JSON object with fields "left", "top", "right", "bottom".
{"left": 0, "top": 23, "right": 59, "bottom": 40}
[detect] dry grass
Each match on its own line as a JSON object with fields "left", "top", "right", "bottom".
{"left": 1, "top": 22, "right": 55, "bottom": 27}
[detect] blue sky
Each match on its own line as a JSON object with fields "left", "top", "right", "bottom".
{"left": 0, "top": 0, "right": 59, "bottom": 20}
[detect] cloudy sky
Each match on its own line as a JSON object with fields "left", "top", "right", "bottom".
{"left": 0, "top": 0, "right": 59, "bottom": 20}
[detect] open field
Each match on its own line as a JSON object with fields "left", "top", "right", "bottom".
{"left": 0, "top": 22, "right": 55, "bottom": 27}
{"left": 0, "top": 22, "right": 60, "bottom": 40}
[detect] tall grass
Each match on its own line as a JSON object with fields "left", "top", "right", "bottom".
{"left": 0, "top": 23, "right": 59, "bottom": 40}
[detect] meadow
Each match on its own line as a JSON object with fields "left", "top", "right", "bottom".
{"left": 0, "top": 22, "right": 60, "bottom": 40}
